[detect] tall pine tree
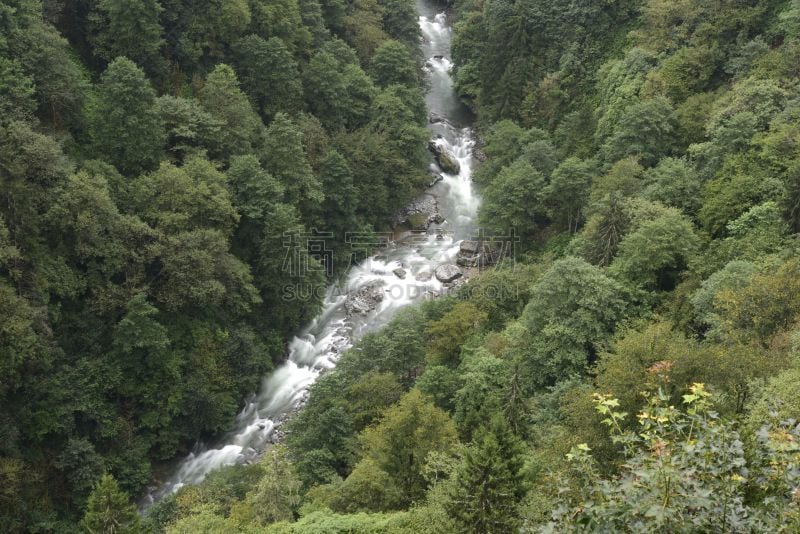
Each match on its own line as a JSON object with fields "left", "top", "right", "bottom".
{"left": 87, "top": 57, "right": 163, "bottom": 176}
{"left": 446, "top": 414, "right": 527, "bottom": 533}
{"left": 82, "top": 474, "right": 140, "bottom": 533}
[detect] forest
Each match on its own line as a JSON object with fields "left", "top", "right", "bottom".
{"left": 4, "top": 0, "right": 800, "bottom": 532}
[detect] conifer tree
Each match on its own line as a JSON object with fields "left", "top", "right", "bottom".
{"left": 446, "top": 414, "right": 527, "bottom": 533}
{"left": 82, "top": 474, "right": 140, "bottom": 534}
{"left": 88, "top": 57, "right": 163, "bottom": 176}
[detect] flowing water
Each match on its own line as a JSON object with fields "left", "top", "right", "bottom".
{"left": 146, "top": 0, "right": 478, "bottom": 504}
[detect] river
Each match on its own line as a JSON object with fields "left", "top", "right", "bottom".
{"left": 146, "top": 0, "right": 479, "bottom": 504}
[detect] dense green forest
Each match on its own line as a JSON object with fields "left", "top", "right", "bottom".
{"left": 5, "top": 0, "right": 800, "bottom": 531}
{"left": 0, "top": 0, "right": 429, "bottom": 530}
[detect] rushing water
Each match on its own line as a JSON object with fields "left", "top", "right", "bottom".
{"left": 146, "top": 0, "right": 478, "bottom": 504}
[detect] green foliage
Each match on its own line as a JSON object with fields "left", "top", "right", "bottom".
{"left": 610, "top": 206, "right": 700, "bottom": 292}
{"left": 642, "top": 157, "right": 702, "bottom": 216}
{"left": 89, "top": 0, "right": 164, "bottom": 76}
{"left": 164, "top": 504, "right": 241, "bottom": 534}
{"left": 304, "top": 44, "right": 377, "bottom": 130}
{"left": 600, "top": 97, "right": 677, "bottom": 167}
{"left": 478, "top": 159, "right": 548, "bottom": 239}
{"left": 233, "top": 35, "right": 302, "bottom": 120}
{"left": 0, "top": 0, "right": 433, "bottom": 528}
{"left": 241, "top": 446, "right": 302, "bottom": 525}
{"left": 425, "top": 302, "right": 488, "bottom": 367}
{"left": 446, "top": 415, "right": 527, "bottom": 533}
{"left": 0, "top": 57, "right": 36, "bottom": 122}
{"left": 357, "top": 389, "right": 458, "bottom": 505}
{"left": 262, "top": 112, "right": 323, "bottom": 223}
{"left": 370, "top": 40, "right": 419, "bottom": 88}
{"left": 87, "top": 57, "right": 164, "bottom": 176}
{"left": 199, "top": 63, "right": 263, "bottom": 162}
{"left": 544, "top": 157, "right": 596, "bottom": 232}
{"left": 82, "top": 474, "right": 140, "bottom": 533}
{"left": 549, "top": 384, "right": 800, "bottom": 532}
{"left": 519, "top": 257, "right": 629, "bottom": 389}
{"left": 7, "top": 0, "right": 800, "bottom": 529}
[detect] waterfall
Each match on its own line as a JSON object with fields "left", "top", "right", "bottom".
{"left": 145, "top": 0, "right": 479, "bottom": 505}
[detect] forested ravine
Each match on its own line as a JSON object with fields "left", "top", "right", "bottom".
{"left": 147, "top": 0, "right": 478, "bottom": 504}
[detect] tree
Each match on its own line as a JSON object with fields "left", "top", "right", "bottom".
{"left": 380, "top": 0, "right": 420, "bottom": 45}
{"left": 304, "top": 46, "right": 376, "bottom": 130}
{"left": 11, "top": 21, "right": 88, "bottom": 128}
{"left": 199, "top": 64, "right": 262, "bottom": 161}
{"left": 644, "top": 45, "right": 721, "bottom": 103}
{"left": 325, "top": 458, "right": 405, "bottom": 513}
{"left": 370, "top": 40, "right": 418, "bottom": 88}
{"left": 479, "top": 159, "right": 549, "bottom": 239}
{"left": 227, "top": 155, "right": 284, "bottom": 225}
{"left": 248, "top": 0, "right": 311, "bottom": 55}
{"left": 57, "top": 438, "right": 106, "bottom": 506}
{"left": 642, "top": 157, "right": 702, "bottom": 216}
{"left": 0, "top": 58, "right": 36, "bottom": 122}
{"left": 89, "top": 0, "right": 164, "bottom": 75}
{"left": 129, "top": 157, "right": 239, "bottom": 235}
{"left": 610, "top": 207, "right": 700, "bottom": 292}
{"left": 425, "top": 302, "right": 488, "bottom": 367}
{"left": 343, "top": 371, "right": 403, "bottom": 431}
{"left": 358, "top": 389, "right": 458, "bottom": 504}
{"left": 544, "top": 157, "right": 596, "bottom": 233}
{"left": 713, "top": 258, "right": 800, "bottom": 345}
{"left": 233, "top": 35, "right": 302, "bottom": 120}
{"left": 699, "top": 155, "right": 784, "bottom": 237}
{"left": 261, "top": 112, "right": 323, "bottom": 224}
{"left": 452, "top": 352, "right": 513, "bottom": 440}
{"left": 600, "top": 97, "right": 676, "bottom": 167}
{"left": 342, "top": 0, "right": 388, "bottom": 62}
{"left": 572, "top": 195, "right": 629, "bottom": 266}
{"left": 319, "top": 149, "right": 357, "bottom": 266}
{"left": 446, "top": 415, "right": 527, "bottom": 533}
{"left": 82, "top": 474, "right": 140, "bottom": 533}
{"left": 156, "top": 95, "right": 222, "bottom": 162}
{"left": 165, "top": 504, "right": 239, "bottom": 534}
{"left": 87, "top": 57, "right": 163, "bottom": 176}
{"left": 472, "top": 121, "right": 543, "bottom": 186}
{"left": 519, "top": 257, "right": 628, "bottom": 389}
{"left": 244, "top": 446, "right": 302, "bottom": 525}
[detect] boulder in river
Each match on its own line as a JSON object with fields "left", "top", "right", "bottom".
{"left": 393, "top": 268, "right": 407, "bottom": 279}
{"left": 460, "top": 240, "right": 480, "bottom": 254}
{"left": 395, "top": 193, "right": 440, "bottom": 230}
{"left": 428, "top": 139, "right": 461, "bottom": 175}
{"left": 415, "top": 270, "right": 433, "bottom": 282}
{"left": 435, "top": 263, "right": 463, "bottom": 283}
{"left": 344, "top": 280, "right": 385, "bottom": 316}
{"left": 438, "top": 151, "right": 461, "bottom": 175}
{"left": 456, "top": 240, "right": 480, "bottom": 267}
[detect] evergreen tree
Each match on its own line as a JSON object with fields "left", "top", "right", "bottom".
{"left": 319, "top": 149, "right": 357, "bottom": 265}
{"left": 233, "top": 34, "right": 302, "bottom": 120}
{"left": 370, "top": 40, "right": 418, "bottom": 87}
{"left": 358, "top": 389, "right": 458, "bottom": 504}
{"left": 199, "top": 63, "right": 262, "bottom": 162}
{"left": 82, "top": 474, "right": 140, "bottom": 534}
{"left": 87, "top": 57, "right": 163, "bottom": 176}
{"left": 380, "top": 0, "right": 420, "bottom": 46}
{"left": 446, "top": 414, "right": 527, "bottom": 533}
{"left": 243, "top": 446, "right": 302, "bottom": 525}
{"left": 90, "top": 0, "right": 164, "bottom": 76}
{"left": 262, "top": 112, "right": 323, "bottom": 224}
